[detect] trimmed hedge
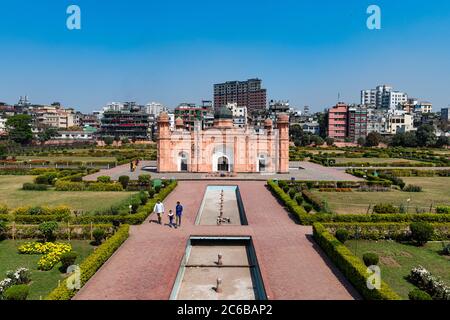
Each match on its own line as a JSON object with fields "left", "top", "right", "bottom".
{"left": 22, "top": 183, "right": 49, "bottom": 191}
{"left": 46, "top": 224, "right": 130, "bottom": 300}
{"left": 313, "top": 223, "right": 402, "bottom": 300}
{"left": 321, "top": 222, "right": 450, "bottom": 241}
{"left": 267, "top": 180, "right": 450, "bottom": 225}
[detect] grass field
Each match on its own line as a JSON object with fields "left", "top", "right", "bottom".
{"left": 16, "top": 156, "right": 117, "bottom": 162}
{"left": 333, "top": 157, "right": 424, "bottom": 164}
{"left": 0, "top": 240, "right": 94, "bottom": 300}
{"left": 311, "top": 177, "right": 450, "bottom": 214}
{"left": 0, "top": 176, "right": 136, "bottom": 212}
{"left": 345, "top": 240, "right": 450, "bottom": 299}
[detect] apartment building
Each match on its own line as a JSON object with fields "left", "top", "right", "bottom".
{"left": 327, "top": 103, "right": 348, "bottom": 141}
{"left": 386, "top": 112, "right": 414, "bottom": 134}
{"left": 31, "top": 105, "right": 75, "bottom": 129}
{"left": 174, "top": 103, "right": 212, "bottom": 131}
{"left": 361, "top": 85, "right": 407, "bottom": 110}
{"left": 214, "top": 78, "right": 267, "bottom": 112}
{"left": 100, "top": 105, "right": 150, "bottom": 140}
{"left": 347, "top": 105, "right": 368, "bottom": 142}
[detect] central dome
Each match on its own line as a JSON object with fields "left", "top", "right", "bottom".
{"left": 214, "top": 106, "right": 233, "bottom": 119}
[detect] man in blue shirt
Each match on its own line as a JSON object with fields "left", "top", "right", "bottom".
{"left": 175, "top": 201, "right": 183, "bottom": 227}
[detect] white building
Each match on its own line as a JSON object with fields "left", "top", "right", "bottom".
{"left": 0, "top": 116, "right": 6, "bottom": 135}
{"left": 361, "top": 85, "right": 408, "bottom": 110}
{"left": 414, "top": 102, "right": 433, "bottom": 114}
{"left": 145, "top": 102, "right": 167, "bottom": 115}
{"left": 386, "top": 112, "right": 414, "bottom": 134}
{"left": 226, "top": 103, "right": 248, "bottom": 128}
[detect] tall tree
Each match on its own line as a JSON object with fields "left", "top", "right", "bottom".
{"left": 38, "top": 127, "right": 59, "bottom": 142}
{"left": 416, "top": 124, "right": 437, "bottom": 147}
{"left": 365, "top": 132, "right": 382, "bottom": 147}
{"left": 6, "top": 115, "right": 33, "bottom": 145}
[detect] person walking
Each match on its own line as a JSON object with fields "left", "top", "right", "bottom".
{"left": 168, "top": 209, "right": 175, "bottom": 228}
{"left": 153, "top": 200, "right": 164, "bottom": 224}
{"left": 175, "top": 201, "right": 183, "bottom": 227}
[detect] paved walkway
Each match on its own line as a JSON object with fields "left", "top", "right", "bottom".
{"left": 75, "top": 181, "right": 359, "bottom": 300}
{"left": 84, "top": 161, "right": 362, "bottom": 182}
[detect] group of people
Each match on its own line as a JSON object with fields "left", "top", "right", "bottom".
{"left": 152, "top": 200, "right": 183, "bottom": 228}
{"left": 130, "top": 159, "right": 140, "bottom": 172}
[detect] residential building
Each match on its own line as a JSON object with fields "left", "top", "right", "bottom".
{"left": 301, "top": 121, "right": 320, "bottom": 135}
{"left": 327, "top": 103, "right": 348, "bottom": 141}
{"left": 174, "top": 103, "right": 212, "bottom": 131}
{"left": 361, "top": 85, "right": 407, "bottom": 110}
{"left": 54, "top": 130, "right": 95, "bottom": 141}
{"left": 226, "top": 103, "right": 248, "bottom": 128}
{"left": 145, "top": 102, "right": 167, "bottom": 116}
{"left": 414, "top": 102, "right": 433, "bottom": 114}
{"left": 347, "top": 105, "right": 368, "bottom": 142}
{"left": 0, "top": 115, "right": 6, "bottom": 135}
{"left": 214, "top": 78, "right": 267, "bottom": 113}
{"left": 386, "top": 112, "right": 414, "bottom": 134}
{"left": 367, "top": 109, "right": 388, "bottom": 135}
{"left": 441, "top": 108, "right": 450, "bottom": 121}
{"left": 268, "top": 100, "right": 290, "bottom": 121}
{"left": 100, "top": 105, "right": 150, "bottom": 140}
{"left": 30, "top": 105, "right": 75, "bottom": 130}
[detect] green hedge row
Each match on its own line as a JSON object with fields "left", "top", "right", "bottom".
{"left": 313, "top": 223, "right": 402, "bottom": 300}
{"left": 346, "top": 168, "right": 450, "bottom": 178}
{"left": 322, "top": 222, "right": 450, "bottom": 241}
{"left": 45, "top": 224, "right": 130, "bottom": 300}
{"left": 54, "top": 181, "right": 124, "bottom": 192}
{"left": 267, "top": 180, "right": 450, "bottom": 225}
{"left": 0, "top": 181, "right": 178, "bottom": 225}
{"left": 4, "top": 223, "right": 115, "bottom": 240}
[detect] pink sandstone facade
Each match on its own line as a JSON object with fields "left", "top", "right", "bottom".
{"left": 157, "top": 109, "right": 289, "bottom": 174}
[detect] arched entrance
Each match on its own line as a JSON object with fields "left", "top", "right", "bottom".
{"left": 217, "top": 156, "right": 229, "bottom": 172}
{"left": 178, "top": 152, "right": 188, "bottom": 172}
{"left": 258, "top": 154, "right": 267, "bottom": 172}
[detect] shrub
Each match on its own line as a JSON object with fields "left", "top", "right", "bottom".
{"left": 436, "top": 206, "right": 450, "bottom": 214}
{"left": 3, "top": 284, "right": 29, "bottom": 300}
{"left": 403, "top": 185, "right": 422, "bottom": 192}
{"left": 304, "top": 204, "right": 313, "bottom": 213}
{"left": 148, "top": 187, "right": 155, "bottom": 199}
{"left": 55, "top": 181, "right": 86, "bottom": 191}
{"left": 138, "top": 174, "right": 151, "bottom": 186}
{"left": 335, "top": 229, "right": 349, "bottom": 243}
{"left": 294, "top": 195, "right": 303, "bottom": 205}
{"left": 313, "top": 223, "right": 401, "bottom": 300}
{"left": 288, "top": 189, "right": 296, "bottom": 199}
{"left": 0, "top": 220, "right": 7, "bottom": 240}
{"left": 409, "top": 266, "right": 450, "bottom": 300}
{"left": 442, "top": 243, "right": 450, "bottom": 256}
{"left": 155, "top": 185, "right": 161, "bottom": 193}
{"left": 408, "top": 288, "right": 432, "bottom": 300}
{"left": 410, "top": 222, "right": 434, "bottom": 246}
{"left": 362, "top": 252, "right": 379, "bottom": 267}
{"left": 92, "top": 228, "right": 106, "bottom": 245}
{"left": 46, "top": 225, "right": 130, "bottom": 300}
{"left": 87, "top": 183, "right": 123, "bottom": 192}
{"left": 60, "top": 252, "right": 78, "bottom": 271}
{"left": 39, "top": 221, "right": 59, "bottom": 242}
{"left": 97, "top": 176, "right": 111, "bottom": 183}
{"left": 35, "top": 172, "right": 58, "bottom": 185}
{"left": 138, "top": 191, "right": 148, "bottom": 205}
{"left": 118, "top": 176, "right": 130, "bottom": 189}
{"left": 374, "top": 203, "right": 400, "bottom": 214}
{"left": 22, "top": 183, "right": 48, "bottom": 191}
{"left": 282, "top": 185, "right": 290, "bottom": 193}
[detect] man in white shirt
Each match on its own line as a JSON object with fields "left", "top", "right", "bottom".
{"left": 153, "top": 200, "right": 165, "bottom": 225}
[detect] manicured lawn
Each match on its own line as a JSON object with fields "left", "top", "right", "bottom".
{"left": 311, "top": 177, "right": 450, "bottom": 214}
{"left": 0, "top": 176, "right": 137, "bottom": 212}
{"left": 0, "top": 240, "right": 95, "bottom": 300}
{"left": 333, "top": 157, "right": 424, "bottom": 164}
{"left": 345, "top": 240, "right": 450, "bottom": 299}
{"left": 16, "top": 156, "right": 117, "bottom": 163}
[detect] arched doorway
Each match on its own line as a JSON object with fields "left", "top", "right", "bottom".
{"left": 217, "top": 156, "right": 229, "bottom": 172}
{"left": 258, "top": 155, "right": 267, "bottom": 172}
{"left": 178, "top": 152, "right": 188, "bottom": 172}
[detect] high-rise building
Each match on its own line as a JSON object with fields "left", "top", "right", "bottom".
{"left": 214, "top": 78, "right": 267, "bottom": 113}
{"left": 145, "top": 102, "right": 167, "bottom": 115}
{"left": 327, "top": 103, "right": 348, "bottom": 141}
{"left": 361, "top": 85, "right": 408, "bottom": 110}
{"left": 100, "top": 104, "right": 150, "bottom": 140}
{"left": 441, "top": 108, "right": 450, "bottom": 121}
{"left": 174, "top": 103, "right": 213, "bottom": 131}
{"left": 347, "top": 105, "right": 368, "bottom": 142}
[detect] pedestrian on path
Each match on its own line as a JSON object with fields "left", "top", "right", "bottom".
{"left": 168, "top": 209, "right": 175, "bottom": 228}
{"left": 153, "top": 200, "right": 164, "bottom": 224}
{"left": 175, "top": 201, "right": 183, "bottom": 227}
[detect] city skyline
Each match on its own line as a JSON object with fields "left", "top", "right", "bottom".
{"left": 0, "top": 0, "right": 449, "bottom": 112}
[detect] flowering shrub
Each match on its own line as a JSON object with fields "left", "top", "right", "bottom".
{"left": 409, "top": 266, "right": 450, "bottom": 300}
{"left": 18, "top": 242, "right": 72, "bottom": 271}
{"left": 0, "top": 267, "right": 31, "bottom": 298}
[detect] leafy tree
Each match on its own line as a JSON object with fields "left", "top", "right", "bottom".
{"left": 311, "top": 135, "right": 324, "bottom": 146}
{"left": 365, "top": 132, "right": 382, "bottom": 147}
{"left": 391, "top": 132, "right": 418, "bottom": 148}
{"left": 0, "top": 144, "right": 7, "bottom": 160}
{"left": 289, "top": 124, "right": 303, "bottom": 142}
{"left": 38, "top": 127, "right": 59, "bottom": 142}
{"left": 416, "top": 124, "right": 437, "bottom": 147}
{"left": 435, "top": 135, "right": 449, "bottom": 148}
{"left": 325, "top": 137, "right": 334, "bottom": 146}
{"left": 103, "top": 137, "right": 114, "bottom": 146}
{"left": 357, "top": 137, "right": 366, "bottom": 146}
{"left": 6, "top": 115, "right": 33, "bottom": 145}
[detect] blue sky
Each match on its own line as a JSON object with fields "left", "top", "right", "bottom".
{"left": 0, "top": 0, "right": 449, "bottom": 112}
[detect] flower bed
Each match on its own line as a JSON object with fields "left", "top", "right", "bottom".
{"left": 409, "top": 266, "right": 450, "bottom": 300}
{"left": 0, "top": 268, "right": 31, "bottom": 298}
{"left": 18, "top": 242, "right": 72, "bottom": 271}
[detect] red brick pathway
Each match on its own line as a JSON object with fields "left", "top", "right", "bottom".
{"left": 75, "top": 181, "right": 360, "bottom": 300}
